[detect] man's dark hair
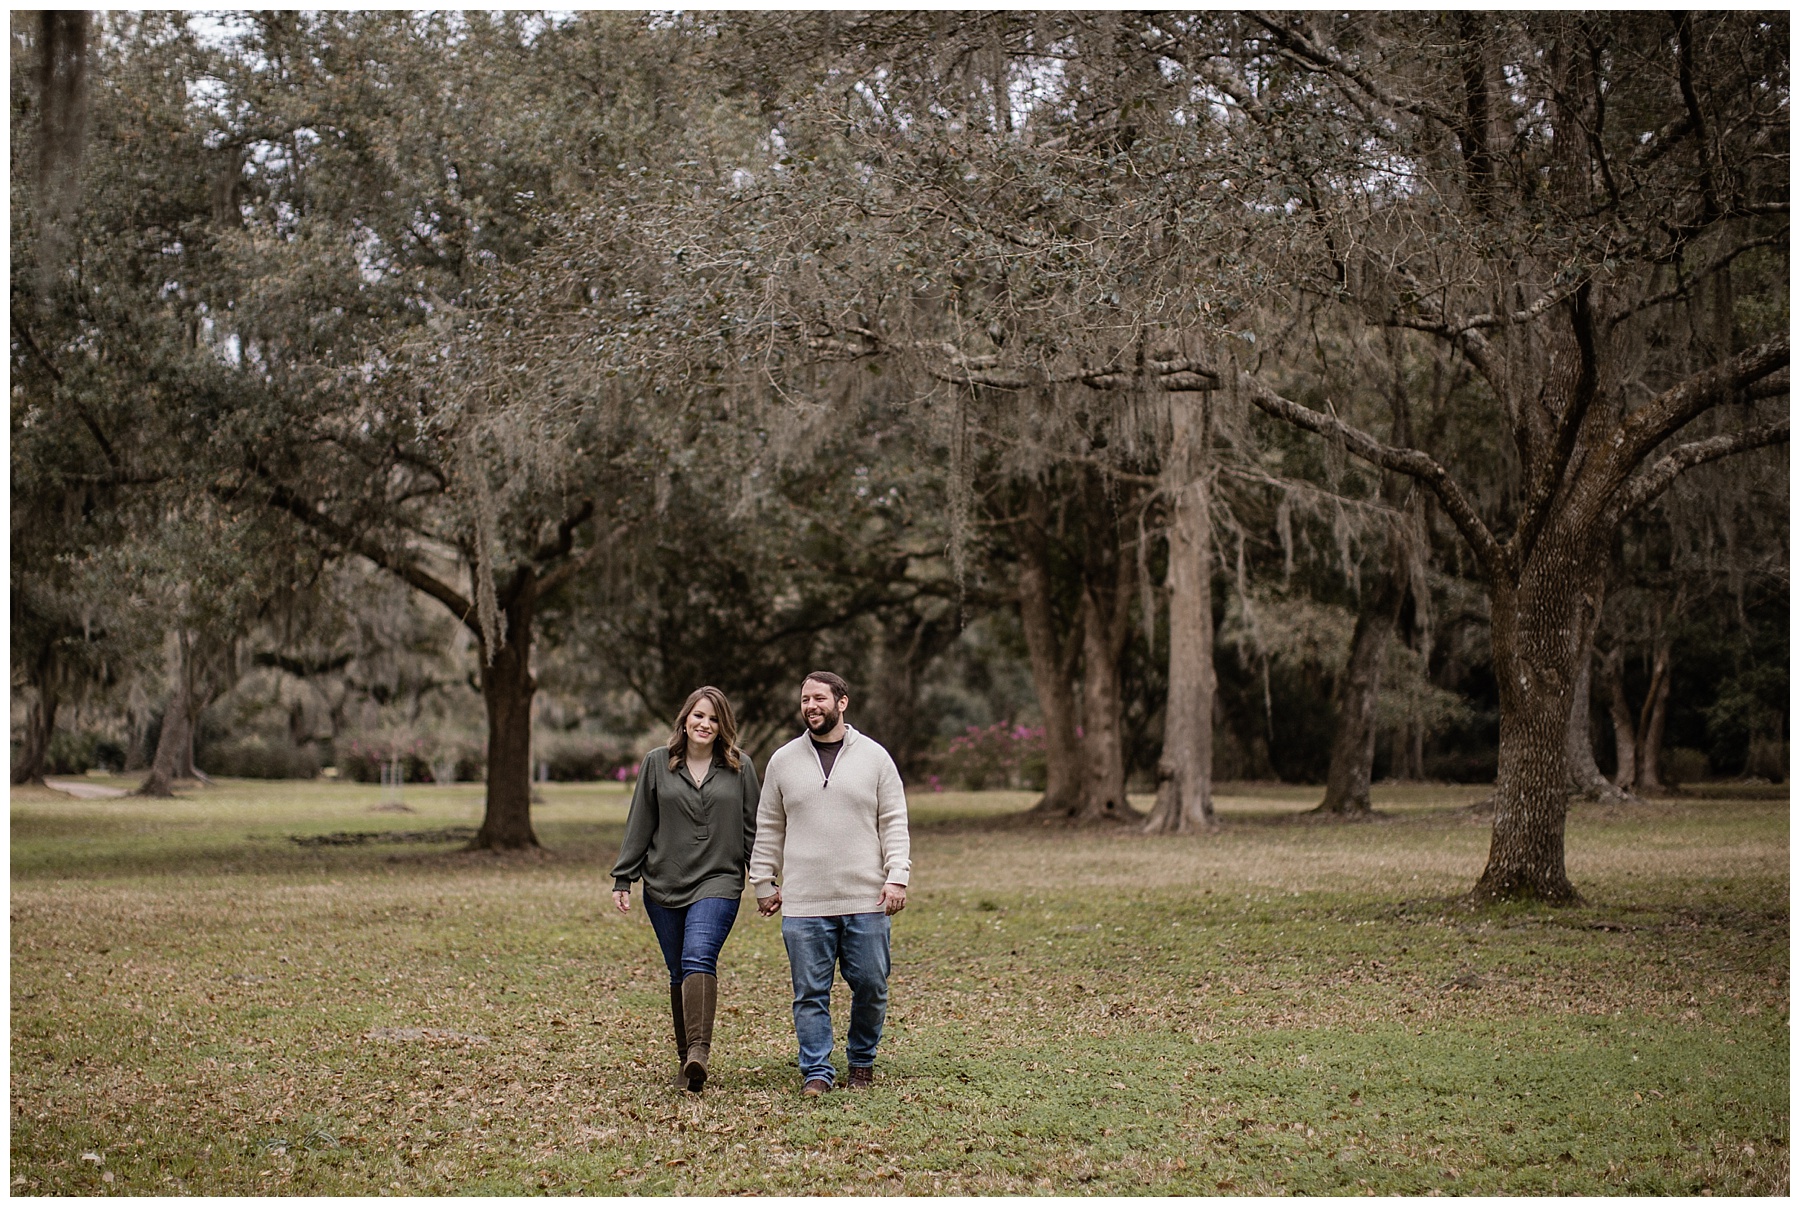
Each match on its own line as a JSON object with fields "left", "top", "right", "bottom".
{"left": 802, "top": 670, "right": 850, "bottom": 703}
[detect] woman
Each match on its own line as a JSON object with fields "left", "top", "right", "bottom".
{"left": 611, "top": 686, "right": 759, "bottom": 1093}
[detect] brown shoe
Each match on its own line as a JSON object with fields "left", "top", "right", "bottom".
{"left": 847, "top": 1066, "right": 875, "bottom": 1090}
{"left": 801, "top": 1078, "right": 834, "bottom": 1097}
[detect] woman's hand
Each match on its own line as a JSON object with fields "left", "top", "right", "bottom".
{"left": 613, "top": 890, "right": 631, "bottom": 914}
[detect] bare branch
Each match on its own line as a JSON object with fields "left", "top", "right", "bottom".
{"left": 536, "top": 519, "right": 631, "bottom": 599}
{"left": 1616, "top": 335, "right": 1789, "bottom": 466}
{"left": 1611, "top": 417, "right": 1789, "bottom": 521}
{"left": 1610, "top": 230, "right": 1789, "bottom": 326}
{"left": 1248, "top": 13, "right": 1459, "bottom": 130}
{"left": 528, "top": 499, "right": 595, "bottom": 568}
{"left": 254, "top": 474, "right": 478, "bottom": 630}
{"left": 1239, "top": 372, "right": 1506, "bottom": 579}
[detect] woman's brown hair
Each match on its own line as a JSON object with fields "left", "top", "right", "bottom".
{"left": 667, "top": 686, "right": 743, "bottom": 772}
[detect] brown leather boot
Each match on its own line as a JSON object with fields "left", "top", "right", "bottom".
{"left": 669, "top": 983, "right": 689, "bottom": 1088}
{"left": 679, "top": 973, "right": 717, "bottom": 1092}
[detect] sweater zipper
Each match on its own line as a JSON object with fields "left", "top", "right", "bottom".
{"left": 811, "top": 730, "right": 851, "bottom": 790}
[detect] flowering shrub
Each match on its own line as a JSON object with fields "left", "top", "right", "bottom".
{"left": 929, "top": 723, "right": 1047, "bottom": 791}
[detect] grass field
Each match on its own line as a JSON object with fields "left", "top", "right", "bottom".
{"left": 11, "top": 776, "right": 1789, "bottom": 1194}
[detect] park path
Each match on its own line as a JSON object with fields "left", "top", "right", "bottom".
{"left": 42, "top": 779, "right": 130, "bottom": 800}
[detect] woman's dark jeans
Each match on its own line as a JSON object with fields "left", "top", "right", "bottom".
{"left": 643, "top": 894, "right": 741, "bottom": 985}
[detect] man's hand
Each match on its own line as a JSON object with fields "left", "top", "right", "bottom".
{"left": 881, "top": 883, "right": 907, "bottom": 915}
{"left": 757, "top": 889, "right": 782, "bottom": 916}
{"left": 612, "top": 890, "right": 631, "bottom": 915}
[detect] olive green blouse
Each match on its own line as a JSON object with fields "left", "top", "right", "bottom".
{"left": 610, "top": 746, "right": 760, "bottom": 907}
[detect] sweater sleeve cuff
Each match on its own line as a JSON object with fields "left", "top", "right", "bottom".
{"left": 613, "top": 878, "right": 631, "bottom": 893}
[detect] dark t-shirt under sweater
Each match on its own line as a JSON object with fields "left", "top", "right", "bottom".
{"left": 811, "top": 736, "right": 845, "bottom": 779}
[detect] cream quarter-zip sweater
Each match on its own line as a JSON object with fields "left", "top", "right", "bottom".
{"left": 749, "top": 725, "right": 911, "bottom": 917}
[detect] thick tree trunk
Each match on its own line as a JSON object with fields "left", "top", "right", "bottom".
{"left": 1313, "top": 573, "right": 1403, "bottom": 817}
{"left": 473, "top": 585, "right": 541, "bottom": 850}
{"left": 12, "top": 681, "right": 58, "bottom": 786}
{"left": 138, "top": 678, "right": 192, "bottom": 798}
{"left": 1075, "top": 587, "right": 1132, "bottom": 819}
{"left": 1145, "top": 398, "right": 1216, "bottom": 834}
{"left": 865, "top": 619, "right": 925, "bottom": 776}
{"left": 1017, "top": 485, "right": 1084, "bottom": 815}
{"left": 863, "top": 612, "right": 955, "bottom": 780}
{"left": 1632, "top": 640, "right": 1673, "bottom": 794}
{"left": 1602, "top": 644, "right": 1637, "bottom": 788}
{"left": 1471, "top": 547, "right": 1598, "bottom": 904}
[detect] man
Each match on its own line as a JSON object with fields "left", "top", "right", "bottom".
{"left": 751, "top": 671, "right": 910, "bottom": 1096}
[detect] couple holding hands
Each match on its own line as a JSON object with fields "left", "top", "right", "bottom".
{"left": 610, "top": 671, "right": 910, "bottom": 1097}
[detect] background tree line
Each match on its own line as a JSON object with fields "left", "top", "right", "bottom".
{"left": 12, "top": 12, "right": 1787, "bottom": 899}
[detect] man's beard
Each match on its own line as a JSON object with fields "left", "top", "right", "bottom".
{"left": 805, "top": 703, "right": 843, "bottom": 736}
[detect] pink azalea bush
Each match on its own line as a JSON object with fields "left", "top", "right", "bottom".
{"left": 929, "top": 722, "right": 1047, "bottom": 791}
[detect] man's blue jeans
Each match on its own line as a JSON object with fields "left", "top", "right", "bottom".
{"left": 643, "top": 894, "right": 741, "bottom": 986}
{"left": 781, "top": 912, "right": 891, "bottom": 1086}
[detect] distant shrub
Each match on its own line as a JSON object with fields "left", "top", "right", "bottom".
{"left": 1663, "top": 747, "right": 1711, "bottom": 787}
{"left": 45, "top": 731, "right": 124, "bottom": 775}
{"left": 200, "top": 737, "right": 321, "bottom": 780}
{"left": 1423, "top": 748, "right": 1499, "bottom": 784}
{"left": 929, "top": 723, "right": 1046, "bottom": 791}
{"left": 1745, "top": 739, "right": 1787, "bottom": 782}
{"left": 539, "top": 733, "right": 638, "bottom": 782}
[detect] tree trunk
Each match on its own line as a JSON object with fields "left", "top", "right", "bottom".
{"left": 1313, "top": 573, "right": 1403, "bottom": 816}
{"left": 1017, "top": 483, "right": 1084, "bottom": 815}
{"left": 138, "top": 677, "right": 192, "bottom": 798}
{"left": 1470, "top": 546, "right": 1597, "bottom": 904}
{"left": 1603, "top": 644, "right": 1637, "bottom": 788}
{"left": 12, "top": 680, "right": 58, "bottom": 786}
{"left": 863, "top": 611, "right": 955, "bottom": 780}
{"left": 1070, "top": 465, "right": 1140, "bottom": 823}
{"left": 1633, "top": 641, "right": 1673, "bottom": 794}
{"left": 1075, "top": 586, "right": 1132, "bottom": 819}
{"left": 1566, "top": 583, "right": 1631, "bottom": 803}
{"left": 1145, "top": 397, "right": 1217, "bottom": 834}
{"left": 1314, "top": 326, "right": 1416, "bottom": 818}
{"left": 473, "top": 582, "right": 541, "bottom": 850}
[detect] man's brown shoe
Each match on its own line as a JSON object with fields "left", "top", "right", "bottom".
{"left": 847, "top": 1066, "right": 875, "bottom": 1090}
{"left": 801, "top": 1079, "right": 833, "bottom": 1097}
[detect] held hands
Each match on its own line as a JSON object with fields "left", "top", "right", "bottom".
{"left": 757, "top": 885, "right": 904, "bottom": 915}
{"left": 612, "top": 890, "right": 631, "bottom": 915}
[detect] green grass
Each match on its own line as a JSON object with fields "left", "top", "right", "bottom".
{"left": 11, "top": 777, "right": 1788, "bottom": 1194}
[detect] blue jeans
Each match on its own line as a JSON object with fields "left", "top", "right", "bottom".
{"left": 643, "top": 895, "right": 741, "bottom": 986}
{"left": 781, "top": 912, "right": 891, "bottom": 1085}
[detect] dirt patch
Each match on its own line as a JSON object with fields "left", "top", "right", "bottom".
{"left": 290, "top": 827, "right": 477, "bottom": 847}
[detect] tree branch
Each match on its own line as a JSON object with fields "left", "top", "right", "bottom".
{"left": 529, "top": 499, "right": 595, "bottom": 568}
{"left": 1616, "top": 335, "right": 1789, "bottom": 466}
{"left": 12, "top": 306, "right": 121, "bottom": 471}
{"left": 1609, "top": 230, "right": 1789, "bottom": 327}
{"left": 1248, "top": 12, "right": 1459, "bottom": 130}
{"left": 535, "top": 520, "right": 631, "bottom": 600}
{"left": 253, "top": 474, "right": 478, "bottom": 630}
{"left": 1611, "top": 417, "right": 1789, "bottom": 521}
{"left": 1239, "top": 372, "right": 1507, "bottom": 579}
{"left": 1512, "top": 286, "right": 1599, "bottom": 568}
